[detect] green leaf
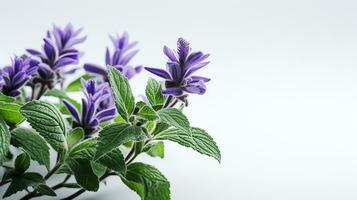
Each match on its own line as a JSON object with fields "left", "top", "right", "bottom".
{"left": 137, "top": 105, "right": 158, "bottom": 121}
{"left": 0, "top": 102, "right": 24, "bottom": 125}
{"left": 144, "top": 142, "right": 165, "bottom": 158}
{"left": 91, "top": 162, "right": 106, "bottom": 177}
{"left": 20, "top": 100, "right": 67, "bottom": 152}
{"left": 67, "top": 127, "right": 84, "bottom": 149}
{"left": 66, "top": 158, "right": 99, "bottom": 191}
{"left": 3, "top": 172, "right": 44, "bottom": 198}
{"left": 69, "top": 137, "right": 97, "bottom": 159}
{"left": 121, "top": 162, "right": 170, "bottom": 200}
{"left": 0, "top": 117, "right": 10, "bottom": 164}
{"left": 157, "top": 108, "right": 190, "bottom": 131}
{"left": 44, "top": 89, "right": 81, "bottom": 110}
{"left": 155, "top": 127, "right": 221, "bottom": 162}
{"left": 66, "top": 74, "right": 95, "bottom": 92}
{"left": 0, "top": 92, "right": 15, "bottom": 102}
{"left": 94, "top": 122, "right": 144, "bottom": 161}
{"left": 35, "top": 184, "right": 56, "bottom": 196}
{"left": 108, "top": 66, "right": 135, "bottom": 122}
{"left": 152, "top": 123, "right": 170, "bottom": 136}
{"left": 14, "top": 153, "right": 30, "bottom": 173}
{"left": 145, "top": 78, "right": 164, "bottom": 108}
{"left": 11, "top": 128, "right": 50, "bottom": 170}
{"left": 98, "top": 148, "right": 126, "bottom": 175}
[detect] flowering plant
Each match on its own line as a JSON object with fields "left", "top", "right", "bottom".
{"left": 0, "top": 24, "right": 220, "bottom": 200}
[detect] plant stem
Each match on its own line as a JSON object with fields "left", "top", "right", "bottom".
{"left": 44, "top": 163, "right": 61, "bottom": 180}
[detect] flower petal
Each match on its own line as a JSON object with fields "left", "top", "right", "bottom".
{"left": 63, "top": 100, "right": 81, "bottom": 123}
{"left": 144, "top": 67, "right": 171, "bottom": 79}
{"left": 84, "top": 63, "right": 107, "bottom": 76}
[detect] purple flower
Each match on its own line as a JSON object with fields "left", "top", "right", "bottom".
{"left": 84, "top": 32, "right": 142, "bottom": 81}
{"left": 27, "top": 24, "right": 86, "bottom": 88}
{"left": 63, "top": 79, "right": 116, "bottom": 136}
{"left": 145, "top": 38, "right": 210, "bottom": 97}
{"left": 0, "top": 56, "right": 39, "bottom": 97}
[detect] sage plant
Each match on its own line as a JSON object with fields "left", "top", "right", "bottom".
{"left": 0, "top": 25, "right": 221, "bottom": 200}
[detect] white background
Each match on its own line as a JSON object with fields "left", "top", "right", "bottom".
{"left": 1, "top": 0, "right": 357, "bottom": 199}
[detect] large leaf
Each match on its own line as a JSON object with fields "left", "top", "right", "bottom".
{"left": 0, "top": 102, "right": 24, "bottom": 125}
{"left": 122, "top": 162, "right": 170, "bottom": 200}
{"left": 157, "top": 108, "right": 190, "bottom": 131}
{"left": 0, "top": 117, "right": 10, "bottom": 164}
{"left": 11, "top": 128, "right": 50, "bottom": 170}
{"left": 20, "top": 100, "right": 67, "bottom": 152}
{"left": 145, "top": 78, "right": 164, "bottom": 108}
{"left": 3, "top": 172, "right": 44, "bottom": 198}
{"left": 66, "top": 74, "right": 95, "bottom": 92}
{"left": 155, "top": 127, "right": 221, "bottom": 162}
{"left": 94, "top": 122, "right": 143, "bottom": 161}
{"left": 98, "top": 148, "right": 126, "bottom": 175}
{"left": 107, "top": 66, "right": 135, "bottom": 122}
{"left": 66, "top": 158, "right": 99, "bottom": 191}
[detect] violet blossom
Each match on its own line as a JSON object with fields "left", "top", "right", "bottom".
{"left": 84, "top": 32, "right": 142, "bottom": 81}
{"left": 26, "top": 24, "right": 86, "bottom": 89}
{"left": 0, "top": 56, "right": 39, "bottom": 97}
{"left": 63, "top": 79, "right": 116, "bottom": 136}
{"left": 145, "top": 38, "right": 210, "bottom": 97}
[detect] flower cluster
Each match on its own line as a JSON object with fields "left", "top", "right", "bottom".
{"left": 145, "top": 38, "right": 210, "bottom": 97}
{"left": 63, "top": 79, "right": 116, "bottom": 136}
{"left": 0, "top": 56, "right": 39, "bottom": 97}
{"left": 27, "top": 24, "right": 86, "bottom": 89}
{"left": 84, "top": 32, "right": 142, "bottom": 81}
{"left": 0, "top": 24, "right": 219, "bottom": 200}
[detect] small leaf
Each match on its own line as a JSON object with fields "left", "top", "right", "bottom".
{"left": 35, "top": 184, "right": 56, "bottom": 196}
{"left": 0, "top": 117, "right": 10, "bottom": 164}
{"left": 94, "top": 122, "right": 144, "bottom": 161}
{"left": 137, "top": 105, "right": 158, "bottom": 121}
{"left": 3, "top": 172, "right": 44, "bottom": 198}
{"left": 69, "top": 137, "right": 97, "bottom": 159}
{"left": 11, "top": 128, "right": 50, "bottom": 170}
{"left": 155, "top": 127, "right": 221, "bottom": 162}
{"left": 108, "top": 66, "right": 135, "bottom": 122}
{"left": 98, "top": 148, "right": 126, "bottom": 175}
{"left": 66, "top": 74, "right": 95, "bottom": 92}
{"left": 145, "top": 78, "right": 164, "bottom": 108}
{"left": 157, "top": 108, "right": 190, "bottom": 131}
{"left": 66, "top": 158, "right": 99, "bottom": 191}
{"left": 144, "top": 142, "right": 165, "bottom": 158}
{"left": 0, "top": 102, "right": 24, "bottom": 125}
{"left": 152, "top": 123, "right": 170, "bottom": 136}
{"left": 44, "top": 89, "right": 81, "bottom": 110}
{"left": 14, "top": 153, "right": 30, "bottom": 174}
{"left": 91, "top": 162, "right": 107, "bottom": 177}
{"left": 121, "top": 162, "right": 170, "bottom": 200}
{"left": 20, "top": 100, "right": 67, "bottom": 152}
{"left": 67, "top": 127, "right": 84, "bottom": 149}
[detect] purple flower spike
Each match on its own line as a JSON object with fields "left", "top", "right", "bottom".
{"left": 63, "top": 79, "right": 116, "bottom": 136}
{"left": 145, "top": 38, "right": 210, "bottom": 97}
{"left": 27, "top": 24, "right": 86, "bottom": 89}
{"left": 0, "top": 56, "right": 39, "bottom": 97}
{"left": 84, "top": 32, "right": 142, "bottom": 81}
